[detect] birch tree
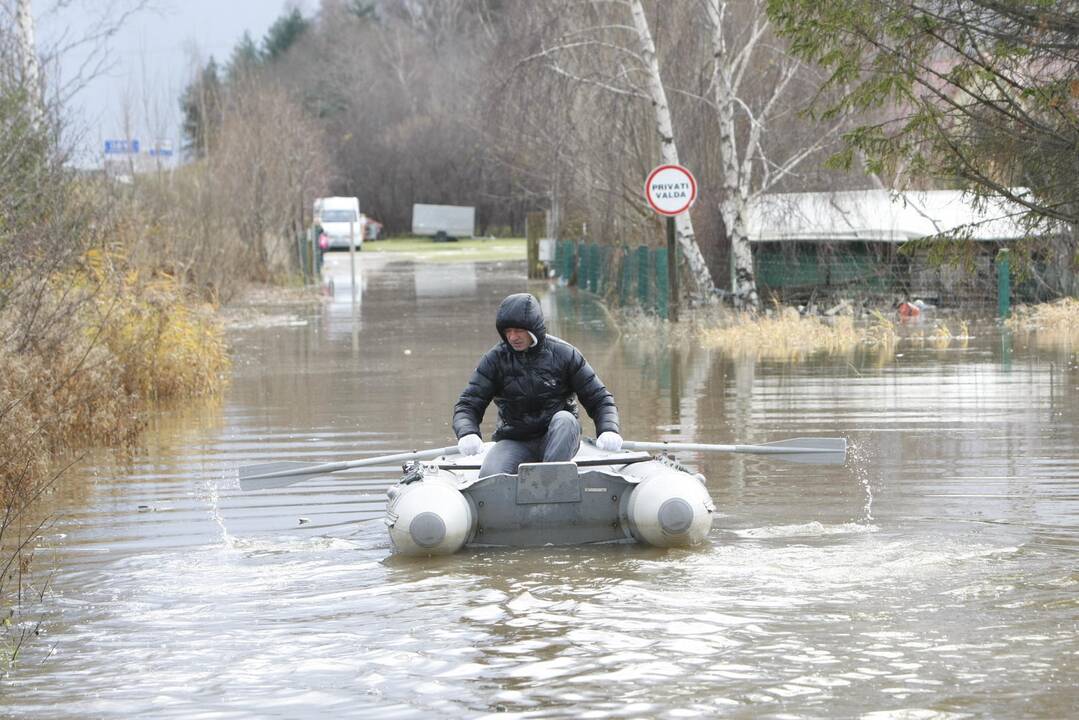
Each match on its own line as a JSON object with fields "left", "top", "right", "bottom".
{"left": 507, "top": 0, "right": 725, "bottom": 297}
{"left": 13, "top": 0, "right": 41, "bottom": 109}
{"left": 511, "top": 0, "right": 717, "bottom": 300}
{"left": 703, "top": 0, "right": 847, "bottom": 309}
{"left": 629, "top": 0, "right": 716, "bottom": 300}
{"left": 501, "top": 0, "right": 851, "bottom": 305}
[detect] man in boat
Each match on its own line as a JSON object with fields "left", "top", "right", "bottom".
{"left": 453, "top": 292, "right": 622, "bottom": 477}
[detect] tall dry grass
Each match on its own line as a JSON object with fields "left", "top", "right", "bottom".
{"left": 1007, "top": 298, "right": 1079, "bottom": 350}
{"left": 618, "top": 304, "right": 899, "bottom": 360}
{"left": 700, "top": 308, "right": 861, "bottom": 360}
{"left": 0, "top": 253, "right": 230, "bottom": 489}
{"left": 79, "top": 250, "right": 230, "bottom": 401}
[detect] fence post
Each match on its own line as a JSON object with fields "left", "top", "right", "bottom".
{"left": 585, "top": 243, "right": 593, "bottom": 292}
{"left": 597, "top": 245, "right": 609, "bottom": 294}
{"left": 572, "top": 241, "right": 579, "bottom": 285}
{"left": 296, "top": 232, "right": 306, "bottom": 282}
{"left": 654, "top": 247, "right": 669, "bottom": 320}
{"left": 526, "top": 211, "right": 546, "bottom": 279}
{"left": 591, "top": 244, "right": 601, "bottom": 293}
{"left": 579, "top": 242, "right": 589, "bottom": 290}
{"left": 620, "top": 246, "right": 633, "bottom": 308}
{"left": 305, "top": 227, "right": 313, "bottom": 282}
{"left": 589, "top": 243, "right": 600, "bottom": 293}
{"left": 996, "top": 248, "right": 1011, "bottom": 319}
{"left": 637, "top": 245, "right": 650, "bottom": 309}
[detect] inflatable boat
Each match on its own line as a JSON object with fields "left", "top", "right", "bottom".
{"left": 239, "top": 436, "right": 844, "bottom": 556}
{"left": 385, "top": 441, "right": 716, "bottom": 555}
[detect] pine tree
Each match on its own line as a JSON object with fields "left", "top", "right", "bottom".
{"left": 227, "top": 31, "right": 261, "bottom": 83}
{"left": 262, "top": 9, "right": 310, "bottom": 63}
{"left": 179, "top": 58, "right": 223, "bottom": 159}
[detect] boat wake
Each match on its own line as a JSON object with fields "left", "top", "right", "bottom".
{"left": 226, "top": 535, "right": 361, "bottom": 557}
{"left": 730, "top": 521, "right": 880, "bottom": 539}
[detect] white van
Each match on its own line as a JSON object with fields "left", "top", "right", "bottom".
{"left": 314, "top": 196, "right": 363, "bottom": 250}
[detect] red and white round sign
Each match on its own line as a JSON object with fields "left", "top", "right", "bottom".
{"left": 645, "top": 164, "right": 697, "bottom": 216}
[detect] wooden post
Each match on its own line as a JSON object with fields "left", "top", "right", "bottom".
{"left": 526, "top": 211, "right": 545, "bottom": 279}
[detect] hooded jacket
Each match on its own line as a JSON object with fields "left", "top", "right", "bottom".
{"left": 452, "top": 293, "right": 620, "bottom": 442}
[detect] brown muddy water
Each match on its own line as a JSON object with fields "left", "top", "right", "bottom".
{"left": 3, "top": 252, "right": 1077, "bottom": 718}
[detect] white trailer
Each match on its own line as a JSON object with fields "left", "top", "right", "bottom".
{"left": 411, "top": 204, "right": 475, "bottom": 240}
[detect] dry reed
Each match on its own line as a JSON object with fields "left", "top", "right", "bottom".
{"left": 1007, "top": 298, "right": 1079, "bottom": 350}
{"left": 618, "top": 304, "right": 898, "bottom": 360}
{"left": 700, "top": 308, "right": 862, "bottom": 360}
{"left": 0, "top": 253, "right": 231, "bottom": 512}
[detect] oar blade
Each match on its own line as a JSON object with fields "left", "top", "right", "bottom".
{"left": 775, "top": 449, "right": 847, "bottom": 465}
{"left": 759, "top": 437, "right": 847, "bottom": 452}
{"left": 756, "top": 437, "right": 847, "bottom": 465}
{"left": 239, "top": 461, "right": 333, "bottom": 491}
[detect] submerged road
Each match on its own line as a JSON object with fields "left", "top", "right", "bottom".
{"left": 4, "top": 251, "right": 1077, "bottom": 718}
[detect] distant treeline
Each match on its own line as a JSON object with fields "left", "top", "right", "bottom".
{"left": 180, "top": 3, "right": 527, "bottom": 238}
{"left": 178, "top": 1, "right": 853, "bottom": 297}
{"left": 179, "top": 0, "right": 1077, "bottom": 301}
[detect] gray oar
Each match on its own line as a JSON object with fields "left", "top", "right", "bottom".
{"left": 239, "top": 445, "right": 459, "bottom": 491}
{"left": 621, "top": 437, "right": 847, "bottom": 465}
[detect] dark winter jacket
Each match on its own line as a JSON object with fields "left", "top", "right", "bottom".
{"left": 452, "top": 293, "right": 620, "bottom": 442}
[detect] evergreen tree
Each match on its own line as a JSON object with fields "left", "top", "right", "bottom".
{"left": 179, "top": 58, "right": 223, "bottom": 159}
{"left": 262, "top": 9, "right": 309, "bottom": 63}
{"left": 227, "top": 31, "right": 261, "bottom": 83}
{"left": 347, "top": 1, "right": 378, "bottom": 20}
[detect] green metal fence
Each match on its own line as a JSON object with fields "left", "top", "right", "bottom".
{"left": 295, "top": 228, "right": 323, "bottom": 283}
{"left": 554, "top": 237, "right": 1073, "bottom": 313}
{"left": 554, "top": 241, "right": 671, "bottom": 319}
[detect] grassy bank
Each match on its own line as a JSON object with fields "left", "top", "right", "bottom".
{"left": 0, "top": 69, "right": 309, "bottom": 669}
{"left": 1, "top": 257, "right": 230, "bottom": 495}
{"left": 1, "top": 255, "right": 229, "bottom": 668}
{"left": 363, "top": 236, "right": 526, "bottom": 263}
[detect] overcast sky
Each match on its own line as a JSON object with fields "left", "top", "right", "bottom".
{"left": 33, "top": 0, "right": 310, "bottom": 166}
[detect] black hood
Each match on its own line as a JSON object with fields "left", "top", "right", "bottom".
{"left": 495, "top": 293, "right": 546, "bottom": 347}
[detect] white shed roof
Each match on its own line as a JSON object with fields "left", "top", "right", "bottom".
{"left": 746, "top": 189, "right": 1034, "bottom": 243}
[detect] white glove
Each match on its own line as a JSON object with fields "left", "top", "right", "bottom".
{"left": 457, "top": 434, "right": 484, "bottom": 456}
{"left": 596, "top": 432, "right": 623, "bottom": 452}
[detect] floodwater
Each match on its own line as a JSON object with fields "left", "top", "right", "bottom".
{"left": 3, "top": 252, "right": 1077, "bottom": 718}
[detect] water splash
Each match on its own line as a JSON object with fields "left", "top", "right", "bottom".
{"left": 849, "top": 439, "right": 876, "bottom": 522}
{"left": 202, "top": 474, "right": 236, "bottom": 550}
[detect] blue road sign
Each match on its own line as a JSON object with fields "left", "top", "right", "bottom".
{"left": 104, "top": 139, "right": 140, "bottom": 154}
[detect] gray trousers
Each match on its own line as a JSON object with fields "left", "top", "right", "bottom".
{"left": 479, "top": 411, "right": 581, "bottom": 477}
